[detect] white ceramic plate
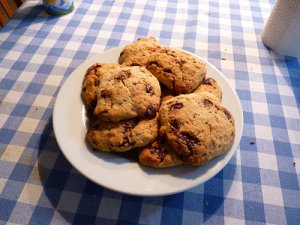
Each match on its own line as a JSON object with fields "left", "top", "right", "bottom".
{"left": 53, "top": 47, "right": 243, "bottom": 197}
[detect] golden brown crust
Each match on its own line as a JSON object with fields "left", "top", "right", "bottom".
{"left": 119, "top": 37, "right": 162, "bottom": 66}
{"left": 193, "top": 76, "right": 222, "bottom": 101}
{"left": 159, "top": 93, "right": 235, "bottom": 166}
{"left": 146, "top": 47, "right": 206, "bottom": 94}
{"left": 87, "top": 114, "right": 159, "bottom": 152}
{"left": 138, "top": 140, "right": 183, "bottom": 168}
{"left": 81, "top": 63, "right": 120, "bottom": 109}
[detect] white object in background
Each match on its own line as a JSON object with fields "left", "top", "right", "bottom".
{"left": 261, "top": 0, "right": 300, "bottom": 58}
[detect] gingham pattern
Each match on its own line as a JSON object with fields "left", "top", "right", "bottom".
{"left": 0, "top": 0, "right": 299, "bottom": 224}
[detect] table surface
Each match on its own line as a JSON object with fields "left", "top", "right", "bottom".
{"left": 0, "top": 0, "right": 299, "bottom": 224}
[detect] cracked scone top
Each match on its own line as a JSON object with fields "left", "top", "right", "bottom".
{"left": 159, "top": 92, "right": 235, "bottom": 166}
{"left": 94, "top": 66, "right": 161, "bottom": 122}
{"left": 146, "top": 47, "right": 206, "bottom": 94}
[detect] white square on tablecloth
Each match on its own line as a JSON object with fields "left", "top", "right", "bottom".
{"left": 255, "top": 125, "right": 273, "bottom": 141}
{"left": 57, "top": 191, "right": 82, "bottom": 213}
{"left": 18, "top": 118, "right": 40, "bottom": 133}
{"left": 32, "top": 95, "right": 52, "bottom": 108}
{"left": 225, "top": 180, "right": 243, "bottom": 200}
{"left": 261, "top": 185, "right": 284, "bottom": 206}
{"left": 0, "top": 145, "right": 24, "bottom": 163}
{"left": 18, "top": 183, "right": 43, "bottom": 205}
{"left": 3, "top": 90, "right": 23, "bottom": 103}
{"left": 258, "top": 152, "right": 278, "bottom": 171}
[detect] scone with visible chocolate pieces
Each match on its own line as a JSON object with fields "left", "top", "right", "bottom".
{"left": 87, "top": 114, "right": 159, "bottom": 152}
{"left": 82, "top": 63, "right": 120, "bottom": 109}
{"left": 146, "top": 47, "right": 206, "bottom": 94}
{"left": 193, "top": 76, "right": 222, "bottom": 101}
{"left": 94, "top": 66, "right": 161, "bottom": 122}
{"left": 138, "top": 140, "right": 183, "bottom": 168}
{"left": 159, "top": 93, "right": 235, "bottom": 166}
{"left": 119, "top": 37, "right": 161, "bottom": 66}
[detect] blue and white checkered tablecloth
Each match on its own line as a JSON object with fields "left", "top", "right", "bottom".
{"left": 0, "top": 0, "right": 299, "bottom": 224}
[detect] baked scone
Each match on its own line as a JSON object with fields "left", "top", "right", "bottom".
{"left": 119, "top": 37, "right": 161, "bottom": 66}
{"left": 82, "top": 63, "right": 120, "bottom": 109}
{"left": 146, "top": 47, "right": 206, "bottom": 94}
{"left": 193, "top": 76, "right": 222, "bottom": 101}
{"left": 94, "top": 66, "right": 161, "bottom": 122}
{"left": 159, "top": 93, "right": 235, "bottom": 166}
{"left": 87, "top": 114, "right": 159, "bottom": 152}
{"left": 138, "top": 140, "right": 183, "bottom": 168}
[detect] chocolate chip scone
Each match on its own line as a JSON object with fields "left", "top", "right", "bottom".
{"left": 82, "top": 63, "right": 120, "bottom": 109}
{"left": 146, "top": 47, "right": 206, "bottom": 94}
{"left": 193, "top": 76, "right": 222, "bottom": 101}
{"left": 87, "top": 114, "right": 159, "bottom": 152}
{"left": 159, "top": 93, "right": 235, "bottom": 166}
{"left": 138, "top": 140, "right": 183, "bottom": 168}
{"left": 94, "top": 66, "right": 161, "bottom": 122}
{"left": 119, "top": 37, "right": 161, "bottom": 66}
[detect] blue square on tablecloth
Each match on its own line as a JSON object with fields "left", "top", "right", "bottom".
{"left": 35, "top": 30, "right": 48, "bottom": 39}
{"left": 160, "top": 31, "right": 172, "bottom": 39}
{"left": 0, "top": 160, "right": 15, "bottom": 179}
{"left": 263, "top": 74, "right": 277, "bottom": 84}
{"left": 0, "top": 198, "right": 16, "bottom": 221}
{"left": 9, "top": 163, "right": 33, "bottom": 182}
{"left": 161, "top": 207, "right": 183, "bottom": 225}
{"left": 162, "top": 193, "right": 184, "bottom": 210}
{"left": 285, "top": 207, "right": 300, "bottom": 225}
{"left": 204, "top": 178, "right": 223, "bottom": 197}
{"left": 59, "top": 33, "right": 72, "bottom": 42}
{"left": 37, "top": 64, "right": 54, "bottom": 75}
{"left": 0, "top": 41, "right": 14, "bottom": 50}
{"left": 183, "top": 192, "right": 204, "bottom": 212}
{"left": 45, "top": 170, "right": 69, "bottom": 190}
{"left": 48, "top": 48, "right": 63, "bottom": 57}
{"left": 266, "top": 93, "right": 282, "bottom": 105}
{"left": 118, "top": 197, "right": 143, "bottom": 223}
{"left": 244, "top": 201, "right": 265, "bottom": 223}
{"left": 141, "top": 15, "right": 152, "bottom": 23}
{"left": 136, "top": 27, "right": 148, "bottom": 36}
{"left": 0, "top": 180, "right": 25, "bottom": 201}
{"left": 94, "top": 217, "right": 117, "bottom": 225}
{"left": 243, "top": 111, "right": 254, "bottom": 125}
{"left": 203, "top": 195, "right": 224, "bottom": 217}
{"left": 279, "top": 171, "right": 299, "bottom": 190}
{"left": 242, "top": 166, "right": 261, "bottom": 184}
{"left": 11, "top": 61, "right": 28, "bottom": 71}
{"left": 25, "top": 83, "right": 43, "bottom": 94}
{"left": 269, "top": 115, "right": 286, "bottom": 129}
{"left": 236, "top": 89, "right": 251, "bottom": 101}
{"left": 24, "top": 45, "right": 39, "bottom": 54}
{"left": 76, "top": 194, "right": 102, "bottom": 216}
{"left": 9, "top": 202, "right": 35, "bottom": 225}
{"left": 29, "top": 206, "right": 54, "bottom": 225}
{"left": 83, "top": 36, "right": 96, "bottom": 44}
{"left": 274, "top": 141, "right": 292, "bottom": 157}
{"left": 0, "top": 78, "right": 14, "bottom": 90}
{"left": 82, "top": 180, "right": 104, "bottom": 196}
{"left": 0, "top": 128, "right": 15, "bottom": 144}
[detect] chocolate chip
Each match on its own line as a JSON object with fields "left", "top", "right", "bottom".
{"left": 144, "top": 104, "right": 157, "bottom": 118}
{"left": 94, "top": 80, "right": 100, "bottom": 86}
{"left": 131, "top": 63, "right": 141, "bottom": 66}
{"left": 118, "top": 137, "right": 130, "bottom": 147}
{"left": 123, "top": 118, "right": 139, "bottom": 132}
{"left": 203, "top": 99, "right": 213, "bottom": 107}
{"left": 163, "top": 69, "right": 172, "bottom": 73}
{"left": 101, "top": 110, "right": 108, "bottom": 114}
{"left": 150, "top": 146, "right": 165, "bottom": 162}
{"left": 101, "top": 90, "right": 111, "bottom": 98}
{"left": 82, "top": 88, "right": 86, "bottom": 91}
{"left": 145, "top": 84, "right": 153, "bottom": 94}
{"left": 202, "top": 78, "right": 214, "bottom": 86}
{"left": 170, "top": 119, "right": 180, "bottom": 133}
{"left": 90, "top": 99, "right": 97, "bottom": 108}
{"left": 120, "top": 51, "right": 124, "bottom": 57}
{"left": 223, "top": 109, "right": 231, "bottom": 120}
{"left": 116, "top": 70, "right": 131, "bottom": 81}
{"left": 148, "top": 61, "right": 159, "bottom": 67}
{"left": 93, "top": 123, "right": 100, "bottom": 130}
{"left": 179, "top": 131, "right": 200, "bottom": 152}
{"left": 170, "top": 102, "right": 183, "bottom": 110}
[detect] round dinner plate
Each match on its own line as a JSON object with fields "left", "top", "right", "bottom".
{"left": 53, "top": 47, "right": 243, "bottom": 197}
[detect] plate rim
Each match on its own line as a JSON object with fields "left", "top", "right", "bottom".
{"left": 53, "top": 46, "right": 244, "bottom": 196}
